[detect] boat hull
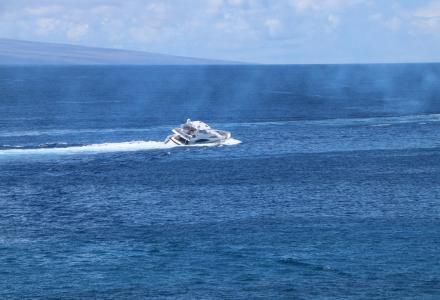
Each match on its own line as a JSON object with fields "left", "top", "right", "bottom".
{"left": 164, "top": 120, "right": 232, "bottom": 146}
{"left": 164, "top": 131, "right": 231, "bottom": 146}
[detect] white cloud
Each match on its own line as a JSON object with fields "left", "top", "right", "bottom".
{"left": 129, "top": 26, "right": 160, "bottom": 43}
{"left": 26, "top": 5, "right": 60, "bottom": 16}
{"left": 414, "top": 1, "right": 440, "bottom": 18}
{"left": 90, "top": 5, "right": 115, "bottom": 15}
{"left": 207, "top": 0, "right": 224, "bottom": 14}
{"left": 36, "top": 17, "right": 60, "bottom": 35}
{"left": 411, "top": 17, "right": 440, "bottom": 34}
{"left": 228, "top": 0, "right": 245, "bottom": 6}
{"left": 408, "top": 1, "right": 440, "bottom": 34}
{"left": 67, "top": 23, "right": 89, "bottom": 41}
{"left": 290, "top": 0, "right": 366, "bottom": 13}
{"left": 146, "top": 2, "right": 167, "bottom": 15}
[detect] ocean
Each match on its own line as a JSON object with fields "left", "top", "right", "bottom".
{"left": 1, "top": 65, "right": 440, "bottom": 299}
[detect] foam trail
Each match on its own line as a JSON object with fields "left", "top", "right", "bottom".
{"left": 221, "top": 138, "right": 241, "bottom": 146}
{"left": 0, "top": 138, "right": 241, "bottom": 156}
{"left": 190, "top": 138, "right": 241, "bottom": 147}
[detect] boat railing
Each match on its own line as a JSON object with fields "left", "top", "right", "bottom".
{"left": 173, "top": 128, "right": 193, "bottom": 140}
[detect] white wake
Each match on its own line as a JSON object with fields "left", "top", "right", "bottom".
{"left": 0, "top": 138, "right": 241, "bottom": 156}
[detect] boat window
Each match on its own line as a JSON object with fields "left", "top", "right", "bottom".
{"left": 176, "top": 136, "right": 188, "bottom": 144}
{"left": 195, "top": 139, "right": 210, "bottom": 143}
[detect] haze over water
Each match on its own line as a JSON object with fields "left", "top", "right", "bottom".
{"left": 1, "top": 65, "right": 440, "bottom": 298}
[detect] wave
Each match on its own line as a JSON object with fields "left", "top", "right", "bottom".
{"left": 370, "top": 123, "right": 392, "bottom": 127}
{"left": 0, "top": 138, "right": 241, "bottom": 156}
{"left": 222, "top": 113, "right": 440, "bottom": 128}
{"left": 278, "top": 256, "right": 352, "bottom": 277}
{"left": 313, "top": 113, "right": 440, "bottom": 127}
{"left": 3, "top": 113, "right": 439, "bottom": 138}
{"left": 0, "top": 127, "right": 165, "bottom": 138}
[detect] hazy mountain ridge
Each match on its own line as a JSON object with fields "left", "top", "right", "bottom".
{"left": 0, "top": 39, "right": 237, "bottom": 65}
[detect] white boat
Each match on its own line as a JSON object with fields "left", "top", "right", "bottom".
{"left": 164, "top": 119, "right": 232, "bottom": 145}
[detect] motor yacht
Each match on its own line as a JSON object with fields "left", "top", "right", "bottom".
{"left": 164, "top": 119, "right": 231, "bottom": 145}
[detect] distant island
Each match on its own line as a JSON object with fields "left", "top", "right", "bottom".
{"left": 0, "top": 39, "right": 238, "bottom": 65}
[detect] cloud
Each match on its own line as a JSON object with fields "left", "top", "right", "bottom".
{"left": 207, "top": 0, "right": 224, "bottom": 14}
{"left": 290, "top": 0, "right": 366, "bottom": 13}
{"left": 0, "top": 0, "right": 439, "bottom": 63}
{"left": 66, "top": 23, "right": 89, "bottom": 41}
{"left": 36, "top": 17, "right": 60, "bottom": 35}
{"left": 414, "top": 1, "right": 440, "bottom": 18}
{"left": 25, "top": 5, "right": 61, "bottom": 16}
{"left": 410, "top": 1, "right": 440, "bottom": 34}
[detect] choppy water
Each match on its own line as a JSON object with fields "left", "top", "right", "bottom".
{"left": 1, "top": 65, "right": 440, "bottom": 299}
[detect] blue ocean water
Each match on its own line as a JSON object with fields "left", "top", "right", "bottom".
{"left": 1, "top": 65, "right": 440, "bottom": 299}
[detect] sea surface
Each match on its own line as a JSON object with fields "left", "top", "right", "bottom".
{"left": 1, "top": 65, "right": 440, "bottom": 299}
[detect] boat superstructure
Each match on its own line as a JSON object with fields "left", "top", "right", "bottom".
{"left": 164, "top": 119, "right": 231, "bottom": 145}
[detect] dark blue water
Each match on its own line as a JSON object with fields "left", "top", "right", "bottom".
{"left": 1, "top": 65, "right": 440, "bottom": 299}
